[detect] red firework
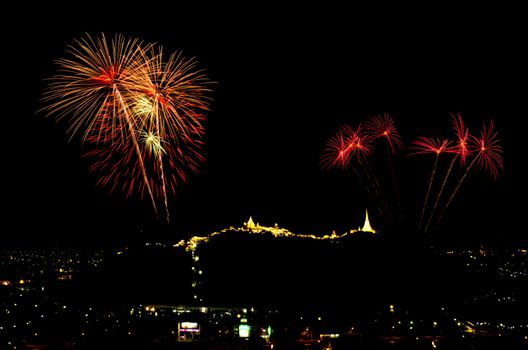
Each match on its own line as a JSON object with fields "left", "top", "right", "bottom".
{"left": 449, "top": 113, "right": 470, "bottom": 165}
{"left": 85, "top": 133, "right": 204, "bottom": 198}
{"left": 320, "top": 125, "right": 356, "bottom": 170}
{"left": 409, "top": 137, "right": 452, "bottom": 156}
{"left": 349, "top": 125, "right": 373, "bottom": 159}
{"left": 469, "top": 120, "right": 503, "bottom": 179}
{"left": 364, "top": 113, "right": 404, "bottom": 154}
{"left": 320, "top": 124, "right": 373, "bottom": 170}
{"left": 432, "top": 120, "right": 503, "bottom": 231}
{"left": 322, "top": 114, "right": 504, "bottom": 236}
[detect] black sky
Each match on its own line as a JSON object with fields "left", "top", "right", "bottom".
{"left": 2, "top": 6, "right": 525, "bottom": 246}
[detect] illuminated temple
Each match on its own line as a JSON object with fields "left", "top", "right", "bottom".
{"left": 170, "top": 209, "right": 380, "bottom": 306}
{"left": 175, "top": 209, "right": 376, "bottom": 251}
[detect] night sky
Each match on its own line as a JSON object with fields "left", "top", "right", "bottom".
{"left": 3, "top": 6, "right": 525, "bottom": 246}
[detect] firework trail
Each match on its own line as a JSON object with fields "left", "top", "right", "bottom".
{"left": 349, "top": 126, "right": 392, "bottom": 223}
{"left": 433, "top": 120, "right": 503, "bottom": 230}
{"left": 127, "top": 47, "right": 210, "bottom": 222}
{"left": 321, "top": 124, "right": 390, "bottom": 224}
{"left": 357, "top": 155, "right": 393, "bottom": 226}
{"left": 323, "top": 114, "right": 503, "bottom": 240}
{"left": 41, "top": 33, "right": 211, "bottom": 223}
{"left": 423, "top": 113, "right": 469, "bottom": 234}
{"left": 365, "top": 114, "right": 404, "bottom": 223}
{"left": 409, "top": 137, "right": 451, "bottom": 232}
{"left": 321, "top": 127, "right": 371, "bottom": 206}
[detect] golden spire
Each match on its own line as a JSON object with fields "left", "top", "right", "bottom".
{"left": 361, "top": 209, "right": 376, "bottom": 233}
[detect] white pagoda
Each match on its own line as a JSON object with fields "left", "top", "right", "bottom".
{"left": 359, "top": 209, "right": 376, "bottom": 233}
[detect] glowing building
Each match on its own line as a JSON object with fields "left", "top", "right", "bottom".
{"left": 359, "top": 209, "right": 376, "bottom": 233}
{"left": 245, "top": 217, "right": 257, "bottom": 230}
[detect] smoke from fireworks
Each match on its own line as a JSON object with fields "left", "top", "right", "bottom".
{"left": 41, "top": 33, "right": 212, "bottom": 223}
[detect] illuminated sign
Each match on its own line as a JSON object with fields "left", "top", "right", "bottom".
{"left": 239, "top": 324, "right": 251, "bottom": 338}
{"left": 179, "top": 322, "right": 199, "bottom": 332}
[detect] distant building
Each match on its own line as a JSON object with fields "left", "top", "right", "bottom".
{"left": 245, "top": 217, "right": 257, "bottom": 230}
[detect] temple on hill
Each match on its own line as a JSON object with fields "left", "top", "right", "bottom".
{"left": 175, "top": 209, "right": 377, "bottom": 251}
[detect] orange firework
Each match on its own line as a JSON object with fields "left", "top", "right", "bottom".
{"left": 41, "top": 33, "right": 150, "bottom": 142}
{"left": 41, "top": 33, "right": 212, "bottom": 223}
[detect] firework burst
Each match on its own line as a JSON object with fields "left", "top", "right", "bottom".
{"left": 41, "top": 33, "right": 212, "bottom": 223}
{"left": 408, "top": 137, "right": 452, "bottom": 156}
{"left": 322, "top": 113, "right": 502, "bottom": 238}
{"left": 451, "top": 113, "right": 469, "bottom": 165}
{"left": 322, "top": 123, "right": 392, "bottom": 227}
{"left": 364, "top": 113, "right": 403, "bottom": 154}
{"left": 41, "top": 33, "right": 149, "bottom": 142}
{"left": 320, "top": 125, "right": 356, "bottom": 170}
{"left": 365, "top": 113, "right": 404, "bottom": 222}
{"left": 469, "top": 120, "right": 503, "bottom": 179}
{"left": 432, "top": 120, "right": 503, "bottom": 231}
